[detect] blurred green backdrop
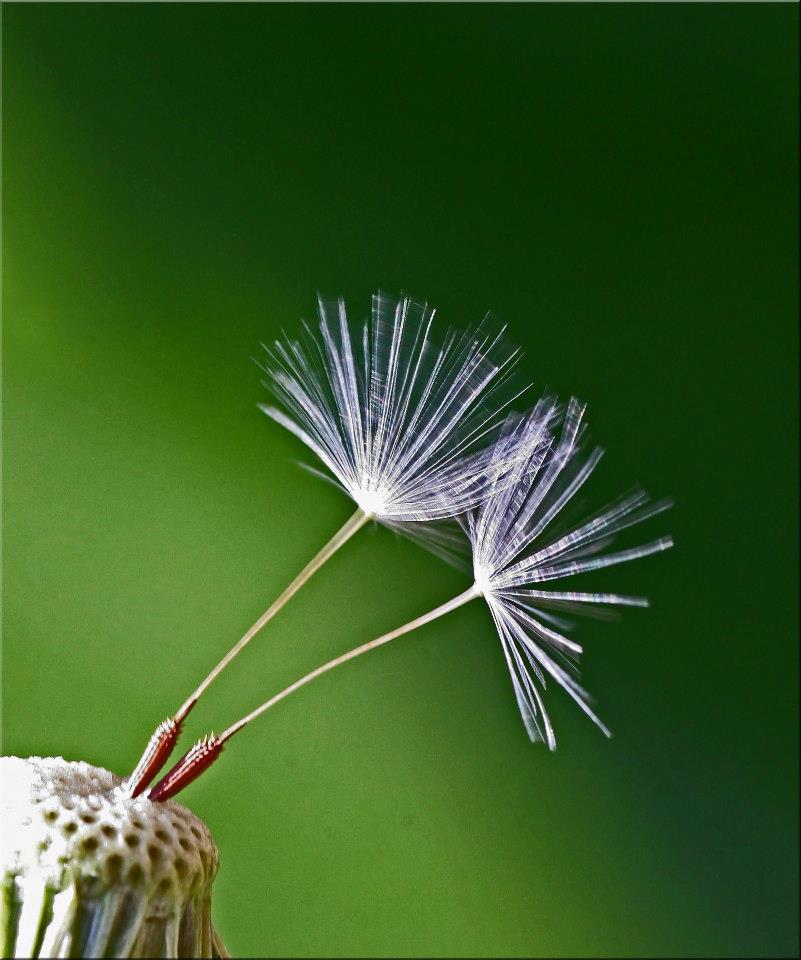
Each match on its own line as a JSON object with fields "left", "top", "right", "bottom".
{"left": 2, "top": 4, "right": 798, "bottom": 957}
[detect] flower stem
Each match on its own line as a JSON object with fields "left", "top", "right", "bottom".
{"left": 219, "top": 583, "right": 481, "bottom": 743}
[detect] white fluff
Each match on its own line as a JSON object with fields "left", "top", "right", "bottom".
{"left": 467, "top": 399, "right": 673, "bottom": 748}
{"left": 259, "top": 293, "right": 525, "bottom": 546}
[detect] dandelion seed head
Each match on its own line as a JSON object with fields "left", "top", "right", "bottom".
{"left": 466, "top": 400, "right": 673, "bottom": 750}
{"left": 1, "top": 756, "right": 225, "bottom": 957}
{"left": 260, "top": 291, "right": 526, "bottom": 552}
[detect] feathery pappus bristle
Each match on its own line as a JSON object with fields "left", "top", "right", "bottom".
{"left": 467, "top": 399, "right": 673, "bottom": 749}
{"left": 259, "top": 292, "right": 527, "bottom": 552}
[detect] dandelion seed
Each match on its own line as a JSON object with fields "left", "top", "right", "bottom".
{"left": 126, "top": 292, "right": 525, "bottom": 796}
{"left": 151, "top": 397, "right": 673, "bottom": 800}
{"left": 260, "top": 290, "right": 525, "bottom": 535}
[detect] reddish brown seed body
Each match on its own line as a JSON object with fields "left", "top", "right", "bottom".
{"left": 148, "top": 735, "right": 225, "bottom": 803}
{"left": 126, "top": 717, "right": 184, "bottom": 799}
{"left": 126, "top": 697, "right": 199, "bottom": 798}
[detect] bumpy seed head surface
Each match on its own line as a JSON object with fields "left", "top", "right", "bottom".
{"left": 1, "top": 756, "right": 227, "bottom": 959}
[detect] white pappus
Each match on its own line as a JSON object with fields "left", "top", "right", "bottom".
{"left": 467, "top": 398, "right": 673, "bottom": 748}
{"left": 259, "top": 291, "right": 526, "bottom": 558}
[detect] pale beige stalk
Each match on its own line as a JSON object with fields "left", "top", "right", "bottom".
{"left": 220, "top": 584, "right": 481, "bottom": 741}
{"left": 177, "top": 507, "right": 370, "bottom": 720}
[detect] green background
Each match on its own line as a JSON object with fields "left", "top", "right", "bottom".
{"left": 2, "top": 4, "right": 798, "bottom": 957}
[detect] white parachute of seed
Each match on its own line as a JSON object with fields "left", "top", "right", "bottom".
{"left": 466, "top": 397, "right": 673, "bottom": 747}
{"left": 258, "top": 291, "right": 526, "bottom": 558}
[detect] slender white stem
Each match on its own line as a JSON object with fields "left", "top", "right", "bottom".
{"left": 177, "top": 507, "right": 371, "bottom": 719}
{"left": 220, "top": 583, "right": 482, "bottom": 741}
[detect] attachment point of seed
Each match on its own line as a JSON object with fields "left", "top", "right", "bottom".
{"left": 125, "top": 716, "right": 184, "bottom": 799}
{"left": 147, "top": 734, "right": 225, "bottom": 803}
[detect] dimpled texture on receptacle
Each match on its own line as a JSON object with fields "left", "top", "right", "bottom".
{"left": 1, "top": 756, "right": 219, "bottom": 899}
